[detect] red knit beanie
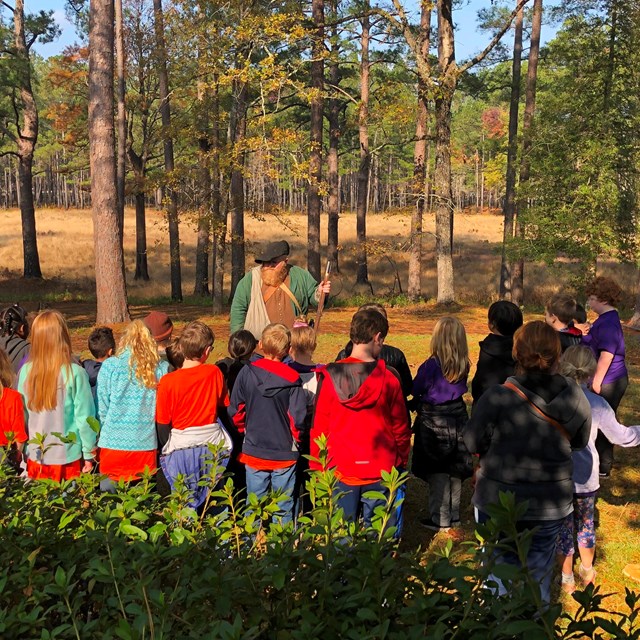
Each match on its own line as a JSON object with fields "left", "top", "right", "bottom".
{"left": 143, "top": 311, "right": 173, "bottom": 342}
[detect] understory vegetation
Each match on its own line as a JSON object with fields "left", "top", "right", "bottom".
{"left": 1, "top": 445, "right": 639, "bottom": 639}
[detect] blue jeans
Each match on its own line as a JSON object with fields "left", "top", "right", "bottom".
{"left": 477, "top": 510, "right": 563, "bottom": 605}
{"left": 336, "top": 480, "right": 397, "bottom": 530}
{"left": 246, "top": 463, "right": 297, "bottom": 524}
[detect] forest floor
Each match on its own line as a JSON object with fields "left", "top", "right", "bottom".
{"left": 2, "top": 206, "right": 640, "bottom": 613}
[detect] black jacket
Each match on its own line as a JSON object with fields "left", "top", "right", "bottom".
{"left": 0, "top": 334, "right": 29, "bottom": 376}
{"left": 411, "top": 398, "right": 472, "bottom": 479}
{"left": 228, "top": 358, "right": 308, "bottom": 462}
{"left": 558, "top": 330, "right": 581, "bottom": 352}
{"left": 471, "top": 334, "right": 516, "bottom": 404}
{"left": 337, "top": 342, "right": 412, "bottom": 398}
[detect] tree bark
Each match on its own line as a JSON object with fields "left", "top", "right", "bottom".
{"left": 433, "top": 0, "right": 456, "bottom": 304}
{"left": 14, "top": 0, "right": 42, "bottom": 279}
{"left": 408, "top": 0, "right": 431, "bottom": 300}
{"left": 355, "top": 6, "right": 370, "bottom": 286}
{"left": 327, "top": 0, "right": 341, "bottom": 273}
{"left": 499, "top": 3, "right": 523, "bottom": 300}
{"left": 153, "top": 0, "right": 182, "bottom": 301}
{"left": 133, "top": 190, "right": 149, "bottom": 280}
{"left": 89, "top": 0, "right": 130, "bottom": 323}
{"left": 513, "top": 0, "right": 542, "bottom": 306}
{"left": 211, "top": 78, "right": 226, "bottom": 314}
{"left": 115, "top": 0, "right": 126, "bottom": 246}
{"left": 307, "top": 0, "right": 324, "bottom": 281}
{"left": 230, "top": 79, "right": 247, "bottom": 299}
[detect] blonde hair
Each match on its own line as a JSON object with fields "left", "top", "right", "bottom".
{"left": 118, "top": 320, "right": 160, "bottom": 389}
{"left": 290, "top": 319, "right": 317, "bottom": 356}
{"left": 24, "top": 310, "right": 73, "bottom": 412}
{"left": 559, "top": 345, "right": 596, "bottom": 384}
{"left": 430, "top": 317, "right": 470, "bottom": 383}
{"left": 0, "top": 347, "right": 14, "bottom": 400}
{"left": 260, "top": 323, "right": 291, "bottom": 360}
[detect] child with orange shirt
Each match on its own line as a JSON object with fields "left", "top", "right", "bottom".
{"left": 0, "top": 347, "right": 27, "bottom": 472}
{"left": 156, "top": 321, "right": 232, "bottom": 510}
{"left": 228, "top": 323, "right": 308, "bottom": 524}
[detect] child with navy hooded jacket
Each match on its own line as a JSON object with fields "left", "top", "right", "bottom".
{"left": 229, "top": 323, "right": 308, "bottom": 524}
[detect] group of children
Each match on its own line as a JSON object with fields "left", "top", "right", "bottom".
{"left": 0, "top": 275, "right": 637, "bottom": 598}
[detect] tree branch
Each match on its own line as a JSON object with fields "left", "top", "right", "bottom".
{"left": 1, "top": 1, "right": 14, "bottom": 12}
{"left": 0, "top": 150, "right": 19, "bottom": 158}
{"left": 460, "top": 0, "right": 531, "bottom": 74}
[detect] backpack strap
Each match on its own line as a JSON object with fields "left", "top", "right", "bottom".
{"left": 503, "top": 381, "right": 571, "bottom": 442}
{"left": 279, "top": 282, "right": 303, "bottom": 316}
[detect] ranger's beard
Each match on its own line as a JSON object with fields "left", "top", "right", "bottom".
{"left": 261, "top": 262, "right": 290, "bottom": 287}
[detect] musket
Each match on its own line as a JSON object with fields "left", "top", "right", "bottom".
{"left": 314, "top": 260, "right": 332, "bottom": 335}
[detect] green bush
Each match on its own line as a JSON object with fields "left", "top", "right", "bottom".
{"left": 0, "top": 450, "right": 639, "bottom": 639}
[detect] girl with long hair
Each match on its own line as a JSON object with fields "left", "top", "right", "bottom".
{"left": 96, "top": 320, "right": 169, "bottom": 489}
{"left": 464, "top": 321, "right": 591, "bottom": 606}
{"left": 412, "top": 317, "right": 472, "bottom": 531}
{"left": 17, "top": 310, "right": 96, "bottom": 481}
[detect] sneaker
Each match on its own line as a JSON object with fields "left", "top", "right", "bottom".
{"left": 599, "top": 471, "right": 610, "bottom": 478}
{"left": 623, "top": 564, "right": 640, "bottom": 583}
{"left": 420, "top": 517, "right": 450, "bottom": 532}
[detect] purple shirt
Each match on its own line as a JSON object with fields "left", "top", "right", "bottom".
{"left": 412, "top": 357, "right": 468, "bottom": 405}
{"left": 582, "top": 309, "right": 627, "bottom": 384}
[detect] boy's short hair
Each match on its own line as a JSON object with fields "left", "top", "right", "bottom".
{"left": 487, "top": 300, "right": 523, "bottom": 337}
{"left": 350, "top": 308, "right": 389, "bottom": 345}
{"left": 357, "top": 302, "right": 388, "bottom": 319}
{"left": 291, "top": 321, "right": 317, "bottom": 355}
{"left": 586, "top": 276, "right": 623, "bottom": 307}
{"left": 228, "top": 330, "right": 257, "bottom": 360}
{"left": 88, "top": 326, "right": 116, "bottom": 359}
{"left": 260, "top": 323, "right": 291, "bottom": 360}
{"left": 546, "top": 293, "right": 577, "bottom": 325}
{"left": 574, "top": 303, "right": 587, "bottom": 324}
{"left": 166, "top": 337, "right": 185, "bottom": 370}
{"left": 179, "top": 321, "right": 214, "bottom": 360}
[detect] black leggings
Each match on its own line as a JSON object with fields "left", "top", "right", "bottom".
{"left": 595, "top": 375, "right": 628, "bottom": 474}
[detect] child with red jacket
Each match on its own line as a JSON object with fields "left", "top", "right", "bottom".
{"left": 229, "top": 323, "right": 308, "bottom": 524}
{"left": 310, "top": 308, "right": 411, "bottom": 528}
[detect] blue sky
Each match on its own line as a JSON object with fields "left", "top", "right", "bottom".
{"left": 27, "top": 0, "right": 558, "bottom": 62}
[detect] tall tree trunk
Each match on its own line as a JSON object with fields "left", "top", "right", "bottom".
{"left": 433, "top": 0, "right": 456, "bottom": 304}
{"left": 115, "top": 0, "right": 126, "bottom": 246}
{"left": 194, "top": 84, "right": 211, "bottom": 296}
{"left": 230, "top": 79, "right": 247, "bottom": 299}
{"left": 355, "top": 7, "right": 370, "bottom": 286}
{"left": 307, "top": 0, "right": 324, "bottom": 281}
{"left": 513, "top": 0, "right": 542, "bottom": 306}
{"left": 153, "top": 0, "right": 182, "bottom": 301}
{"left": 408, "top": 0, "right": 431, "bottom": 300}
{"left": 211, "top": 78, "right": 226, "bottom": 314}
{"left": 14, "top": 0, "right": 42, "bottom": 279}
{"left": 326, "top": 0, "right": 340, "bottom": 273}
{"left": 134, "top": 190, "right": 149, "bottom": 280}
{"left": 89, "top": 0, "right": 130, "bottom": 323}
{"left": 499, "top": 3, "right": 523, "bottom": 300}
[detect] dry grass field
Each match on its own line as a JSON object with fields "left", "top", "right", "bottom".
{"left": 1, "top": 206, "right": 638, "bottom": 307}
{"left": 1, "top": 205, "right": 640, "bottom": 614}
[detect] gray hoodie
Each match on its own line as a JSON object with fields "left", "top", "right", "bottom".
{"left": 464, "top": 373, "right": 591, "bottom": 521}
